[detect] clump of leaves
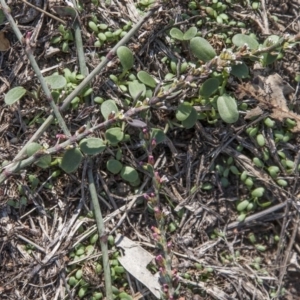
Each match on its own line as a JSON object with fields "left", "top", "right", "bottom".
{"left": 50, "top": 24, "right": 74, "bottom": 52}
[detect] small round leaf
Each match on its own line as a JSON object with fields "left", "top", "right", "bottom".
{"left": 26, "top": 142, "right": 42, "bottom": 156}
{"left": 190, "top": 37, "right": 217, "bottom": 62}
{"left": 107, "top": 159, "right": 123, "bottom": 174}
{"left": 170, "top": 28, "right": 184, "bottom": 40}
{"left": 117, "top": 46, "right": 134, "bottom": 71}
{"left": 105, "top": 127, "right": 124, "bottom": 145}
{"left": 44, "top": 75, "right": 67, "bottom": 90}
{"left": 120, "top": 166, "right": 139, "bottom": 183}
{"left": 79, "top": 138, "right": 106, "bottom": 155}
{"left": 101, "top": 99, "right": 118, "bottom": 120}
{"left": 176, "top": 102, "right": 192, "bottom": 121}
{"left": 251, "top": 187, "right": 265, "bottom": 198}
{"left": 182, "top": 107, "right": 197, "bottom": 129}
{"left": 200, "top": 78, "right": 220, "bottom": 98}
{"left": 36, "top": 154, "right": 51, "bottom": 168}
{"left": 217, "top": 94, "right": 239, "bottom": 124}
{"left": 183, "top": 27, "right": 197, "bottom": 40}
{"left": 151, "top": 128, "right": 166, "bottom": 144}
{"left": 231, "top": 63, "right": 249, "bottom": 79}
{"left": 232, "top": 34, "right": 259, "bottom": 50}
{"left": 137, "top": 71, "right": 156, "bottom": 88}
{"left": 237, "top": 200, "right": 250, "bottom": 212}
{"left": 5, "top": 86, "right": 26, "bottom": 105}
{"left": 60, "top": 148, "right": 83, "bottom": 173}
{"left": 128, "top": 81, "right": 146, "bottom": 100}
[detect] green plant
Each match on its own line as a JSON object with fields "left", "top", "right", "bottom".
{"left": 50, "top": 24, "right": 74, "bottom": 52}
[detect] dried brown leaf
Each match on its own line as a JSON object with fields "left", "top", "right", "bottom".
{"left": 237, "top": 73, "right": 300, "bottom": 131}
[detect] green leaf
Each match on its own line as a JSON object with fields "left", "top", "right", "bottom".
{"left": 28, "top": 175, "right": 39, "bottom": 189}
{"left": 232, "top": 34, "right": 259, "bottom": 50}
{"left": 100, "top": 99, "right": 119, "bottom": 120}
{"left": 88, "top": 21, "right": 99, "bottom": 33}
{"left": 82, "top": 87, "right": 93, "bottom": 97}
{"left": 190, "top": 37, "right": 216, "bottom": 62}
{"left": 79, "top": 138, "right": 106, "bottom": 155}
{"left": 183, "top": 27, "right": 197, "bottom": 40}
{"left": 170, "top": 28, "right": 184, "bottom": 40}
{"left": 128, "top": 81, "right": 146, "bottom": 100}
{"left": 251, "top": 187, "right": 265, "bottom": 198}
{"left": 26, "top": 142, "right": 42, "bottom": 156}
{"left": 217, "top": 94, "right": 239, "bottom": 124}
{"left": 44, "top": 75, "right": 67, "bottom": 89}
{"left": 237, "top": 200, "right": 250, "bottom": 212}
{"left": 277, "top": 179, "right": 288, "bottom": 187}
{"left": 182, "top": 107, "right": 197, "bottom": 129}
{"left": 200, "top": 78, "right": 220, "bottom": 98}
{"left": 137, "top": 71, "right": 156, "bottom": 88}
{"left": 106, "top": 159, "right": 123, "bottom": 174}
{"left": 60, "top": 148, "right": 83, "bottom": 173}
{"left": 176, "top": 102, "right": 192, "bottom": 121}
{"left": 237, "top": 213, "right": 246, "bottom": 222}
{"left": 117, "top": 46, "right": 134, "bottom": 71}
{"left": 262, "top": 35, "right": 280, "bottom": 66}
{"left": 120, "top": 166, "right": 139, "bottom": 183}
{"left": 5, "top": 87, "right": 27, "bottom": 105}
{"left": 151, "top": 128, "right": 166, "bottom": 144}
{"left": 105, "top": 127, "right": 124, "bottom": 145}
{"left": 231, "top": 62, "right": 249, "bottom": 79}
{"left": 36, "top": 155, "right": 51, "bottom": 168}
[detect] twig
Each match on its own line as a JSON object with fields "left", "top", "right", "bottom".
{"left": 20, "top": 0, "right": 66, "bottom": 24}
{"left": 87, "top": 159, "right": 113, "bottom": 299}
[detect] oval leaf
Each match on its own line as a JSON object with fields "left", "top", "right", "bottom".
{"left": 128, "top": 81, "right": 146, "bottom": 100}
{"left": 232, "top": 34, "right": 259, "bottom": 50}
{"left": 100, "top": 100, "right": 118, "bottom": 120}
{"left": 106, "top": 159, "right": 123, "bottom": 174}
{"left": 182, "top": 107, "right": 198, "bottom": 129}
{"left": 5, "top": 86, "right": 26, "bottom": 105}
{"left": 117, "top": 46, "right": 134, "bottom": 71}
{"left": 36, "top": 154, "right": 51, "bottom": 168}
{"left": 105, "top": 127, "right": 124, "bottom": 145}
{"left": 200, "top": 78, "right": 220, "bottom": 98}
{"left": 251, "top": 187, "right": 265, "bottom": 198}
{"left": 170, "top": 28, "right": 184, "bottom": 40}
{"left": 231, "top": 62, "right": 249, "bottom": 79}
{"left": 44, "top": 74, "right": 67, "bottom": 89}
{"left": 176, "top": 102, "right": 192, "bottom": 121}
{"left": 237, "top": 200, "right": 250, "bottom": 212}
{"left": 183, "top": 27, "right": 197, "bottom": 40}
{"left": 190, "top": 37, "right": 216, "bottom": 62}
{"left": 217, "top": 94, "right": 239, "bottom": 124}
{"left": 26, "top": 142, "right": 42, "bottom": 156}
{"left": 79, "top": 138, "right": 106, "bottom": 155}
{"left": 60, "top": 148, "right": 83, "bottom": 173}
{"left": 120, "top": 166, "right": 139, "bottom": 183}
{"left": 137, "top": 71, "right": 156, "bottom": 88}
{"left": 151, "top": 128, "right": 166, "bottom": 144}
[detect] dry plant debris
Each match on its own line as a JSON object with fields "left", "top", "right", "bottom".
{"left": 0, "top": 0, "right": 300, "bottom": 300}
